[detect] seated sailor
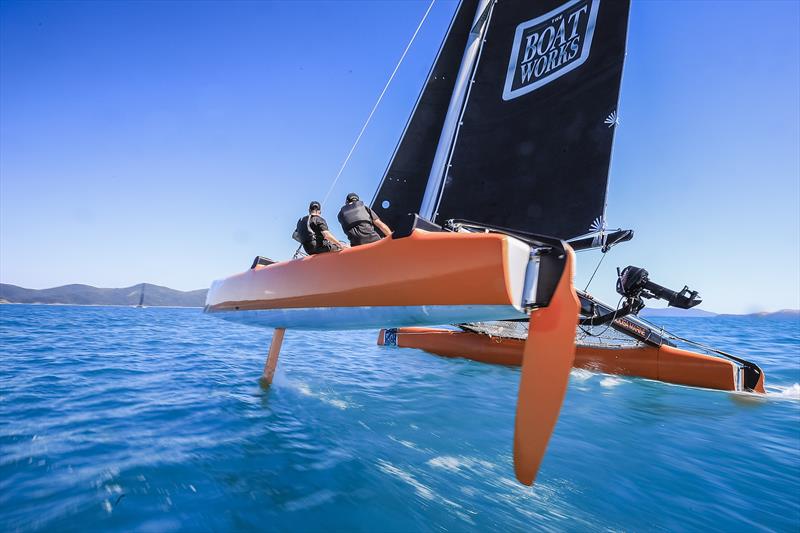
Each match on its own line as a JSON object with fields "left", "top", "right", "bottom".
{"left": 336, "top": 193, "right": 392, "bottom": 247}
{"left": 295, "top": 201, "right": 345, "bottom": 255}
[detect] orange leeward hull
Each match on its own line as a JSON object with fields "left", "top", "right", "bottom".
{"left": 378, "top": 327, "right": 765, "bottom": 393}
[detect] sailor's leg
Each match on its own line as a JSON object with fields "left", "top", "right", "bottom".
{"left": 261, "top": 328, "right": 286, "bottom": 386}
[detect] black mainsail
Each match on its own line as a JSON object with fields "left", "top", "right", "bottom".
{"left": 372, "top": 0, "right": 630, "bottom": 240}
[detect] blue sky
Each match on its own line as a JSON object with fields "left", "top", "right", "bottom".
{"left": 1, "top": 0, "right": 798, "bottom": 313}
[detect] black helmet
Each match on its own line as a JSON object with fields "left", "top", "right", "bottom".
{"left": 346, "top": 193, "right": 359, "bottom": 203}
{"left": 309, "top": 201, "right": 321, "bottom": 212}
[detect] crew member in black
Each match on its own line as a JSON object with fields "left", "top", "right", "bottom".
{"left": 295, "top": 201, "right": 345, "bottom": 255}
{"left": 337, "top": 193, "right": 392, "bottom": 247}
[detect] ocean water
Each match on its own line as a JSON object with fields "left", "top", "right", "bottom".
{"left": 1, "top": 305, "right": 798, "bottom": 532}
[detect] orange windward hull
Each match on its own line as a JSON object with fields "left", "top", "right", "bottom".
{"left": 205, "top": 229, "right": 532, "bottom": 330}
{"left": 379, "top": 327, "right": 750, "bottom": 392}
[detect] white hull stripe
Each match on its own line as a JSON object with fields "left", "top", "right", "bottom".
{"left": 208, "top": 305, "right": 527, "bottom": 331}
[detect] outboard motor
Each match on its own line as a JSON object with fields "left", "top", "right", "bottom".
{"left": 580, "top": 266, "right": 702, "bottom": 326}
{"left": 616, "top": 266, "right": 702, "bottom": 311}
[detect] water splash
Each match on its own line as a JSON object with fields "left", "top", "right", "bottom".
{"left": 769, "top": 383, "right": 800, "bottom": 400}
{"left": 600, "top": 376, "right": 625, "bottom": 388}
{"left": 427, "top": 455, "right": 495, "bottom": 474}
{"left": 292, "top": 382, "right": 352, "bottom": 410}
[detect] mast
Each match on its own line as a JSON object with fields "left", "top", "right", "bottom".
{"left": 419, "top": 0, "right": 492, "bottom": 221}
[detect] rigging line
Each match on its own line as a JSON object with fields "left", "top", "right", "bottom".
{"left": 636, "top": 317, "right": 720, "bottom": 356}
{"left": 579, "top": 296, "right": 625, "bottom": 339}
{"left": 321, "top": 0, "right": 436, "bottom": 205}
{"left": 583, "top": 249, "right": 609, "bottom": 291}
{"left": 635, "top": 316, "right": 748, "bottom": 367}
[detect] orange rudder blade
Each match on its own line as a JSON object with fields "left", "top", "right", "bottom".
{"left": 513, "top": 245, "right": 580, "bottom": 486}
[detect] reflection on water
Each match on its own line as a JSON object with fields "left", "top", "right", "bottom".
{"left": 1, "top": 305, "right": 798, "bottom": 531}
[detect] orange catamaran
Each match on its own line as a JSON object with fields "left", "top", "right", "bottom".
{"left": 206, "top": 0, "right": 765, "bottom": 487}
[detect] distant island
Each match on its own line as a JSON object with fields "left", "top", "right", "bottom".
{"left": 639, "top": 307, "right": 798, "bottom": 319}
{"left": 639, "top": 307, "right": 717, "bottom": 318}
{"left": 0, "top": 283, "right": 797, "bottom": 317}
{"left": 0, "top": 283, "right": 207, "bottom": 307}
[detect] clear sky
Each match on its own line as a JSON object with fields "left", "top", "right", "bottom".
{"left": 1, "top": 0, "right": 798, "bottom": 314}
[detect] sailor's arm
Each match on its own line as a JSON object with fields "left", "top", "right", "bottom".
{"left": 374, "top": 218, "right": 392, "bottom": 237}
{"left": 322, "top": 230, "right": 345, "bottom": 249}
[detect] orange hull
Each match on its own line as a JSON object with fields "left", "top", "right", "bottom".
{"left": 205, "top": 229, "right": 534, "bottom": 330}
{"left": 379, "top": 327, "right": 759, "bottom": 392}
{"left": 207, "top": 229, "right": 529, "bottom": 310}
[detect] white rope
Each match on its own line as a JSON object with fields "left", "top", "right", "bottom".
{"left": 321, "top": 0, "right": 436, "bottom": 204}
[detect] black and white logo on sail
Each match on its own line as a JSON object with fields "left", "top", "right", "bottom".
{"left": 503, "top": 0, "right": 600, "bottom": 101}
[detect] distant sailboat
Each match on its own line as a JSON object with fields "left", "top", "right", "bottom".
{"left": 137, "top": 284, "right": 145, "bottom": 308}
{"left": 205, "top": 0, "right": 764, "bottom": 486}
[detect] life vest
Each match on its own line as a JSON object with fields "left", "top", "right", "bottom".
{"left": 338, "top": 201, "right": 373, "bottom": 231}
{"left": 293, "top": 215, "right": 315, "bottom": 244}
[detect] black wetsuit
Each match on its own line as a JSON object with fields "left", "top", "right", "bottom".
{"left": 297, "top": 215, "right": 337, "bottom": 255}
{"left": 337, "top": 201, "right": 381, "bottom": 246}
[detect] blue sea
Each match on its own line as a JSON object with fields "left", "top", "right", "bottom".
{"left": 1, "top": 304, "right": 798, "bottom": 532}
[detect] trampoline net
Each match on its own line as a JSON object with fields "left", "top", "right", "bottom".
{"left": 459, "top": 320, "right": 644, "bottom": 348}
